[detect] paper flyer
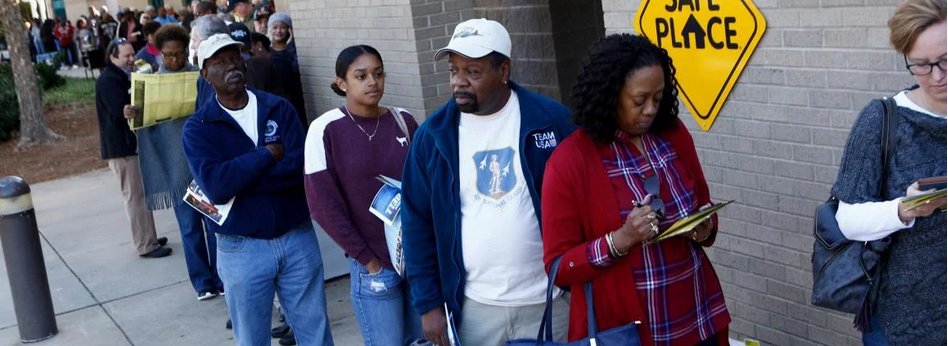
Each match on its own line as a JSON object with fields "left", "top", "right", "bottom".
{"left": 129, "top": 71, "right": 199, "bottom": 130}
{"left": 182, "top": 180, "right": 234, "bottom": 226}
{"left": 647, "top": 200, "right": 734, "bottom": 244}
{"left": 369, "top": 175, "right": 406, "bottom": 277}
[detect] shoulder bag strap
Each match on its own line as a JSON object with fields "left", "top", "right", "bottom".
{"left": 389, "top": 107, "right": 411, "bottom": 144}
{"left": 878, "top": 96, "right": 899, "bottom": 196}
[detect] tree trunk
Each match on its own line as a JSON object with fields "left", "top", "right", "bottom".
{"left": 0, "top": 0, "right": 60, "bottom": 148}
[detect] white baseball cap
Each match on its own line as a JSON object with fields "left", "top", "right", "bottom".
{"left": 197, "top": 33, "right": 243, "bottom": 69}
{"left": 435, "top": 19, "right": 511, "bottom": 61}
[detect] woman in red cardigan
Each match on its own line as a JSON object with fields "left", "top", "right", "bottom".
{"left": 542, "top": 34, "right": 730, "bottom": 346}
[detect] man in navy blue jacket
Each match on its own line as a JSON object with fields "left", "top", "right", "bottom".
{"left": 401, "top": 19, "right": 575, "bottom": 346}
{"left": 181, "top": 34, "right": 333, "bottom": 346}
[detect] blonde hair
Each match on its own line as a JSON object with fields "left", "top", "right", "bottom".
{"left": 888, "top": 0, "right": 946, "bottom": 55}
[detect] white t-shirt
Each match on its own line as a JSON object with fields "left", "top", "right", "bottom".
{"left": 218, "top": 90, "right": 259, "bottom": 145}
{"left": 458, "top": 91, "right": 556, "bottom": 306}
{"left": 837, "top": 90, "right": 944, "bottom": 241}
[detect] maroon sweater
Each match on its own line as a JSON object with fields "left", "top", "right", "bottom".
{"left": 304, "top": 107, "right": 418, "bottom": 269}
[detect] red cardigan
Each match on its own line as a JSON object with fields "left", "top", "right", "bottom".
{"left": 541, "top": 121, "right": 729, "bottom": 344}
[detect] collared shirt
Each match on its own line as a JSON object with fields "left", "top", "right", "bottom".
{"left": 587, "top": 131, "right": 727, "bottom": 346}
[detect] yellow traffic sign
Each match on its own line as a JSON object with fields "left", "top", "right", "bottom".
{"left": 635, "top": 0, "right": 767, "bottom": 131}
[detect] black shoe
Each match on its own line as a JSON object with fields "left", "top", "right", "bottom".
{"left": 278, "top": 329, "right": 296, "bottom": 346}
{"left": 271, "top": 323, "right": 290, "bottom": 338}
{"left": 197, "top": 291, "right": 218, "bottom": 301}
{"left": 225, "top": 319, "right": 232, "bottom": 329}
{"left": 140, "top": 247, "right": 172, "bottom": 258}
{"left": 157, "top": 237, "right": 168, "bottom": 247}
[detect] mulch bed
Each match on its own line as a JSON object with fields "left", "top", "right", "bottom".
{"left": 0, "top": 103, "right": 107, "bottom": 184}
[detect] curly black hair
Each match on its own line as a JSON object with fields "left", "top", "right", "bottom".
{"left": 571, "top": 33, "right": 680, "bottom": 144}
{"left": 154, "top": 24, "right": 190, "bottom": 51}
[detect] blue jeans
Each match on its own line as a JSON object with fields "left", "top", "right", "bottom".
{"left": 172, "top": 202, "right": 221, "bottom": 293}
{"left": 217, "top": 222, "right": 334, "bottom": 346}
{"left": 862, "top": 316, "right": 892, "bottom": 346}
{"left": 348, "top": 257, "right": 425, "bottom": 346}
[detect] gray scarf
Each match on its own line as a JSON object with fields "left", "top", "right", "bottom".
{"left": 832, "top": 94, "right": 947, "bottom": 346}
{"left": 137, "top": 63, "right": 200, "bottom": 210}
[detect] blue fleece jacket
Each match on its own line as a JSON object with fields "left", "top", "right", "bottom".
{"left": 181, "top": 87, "right": 308, "bottom": 239}
{"left": 401, "top": 82, "right": 576, "bottom": 320}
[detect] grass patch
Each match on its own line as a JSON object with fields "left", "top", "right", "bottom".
{"left": 44, "top": 77, "right": 96, "bottom": 106}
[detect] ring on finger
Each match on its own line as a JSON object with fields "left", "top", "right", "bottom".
{"left": 645, "top": 213, "right": 658, "bottom": 221}
{"left": 650, "top": 222, "right": 659, "bottom": 234}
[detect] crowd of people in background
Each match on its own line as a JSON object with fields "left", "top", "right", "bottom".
{"left": 26, "top": 0, "right": 277, "bottom": 71}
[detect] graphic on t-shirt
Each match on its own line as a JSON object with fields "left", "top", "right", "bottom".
{"left": 473, "top": 148, "right": 516, "bottom": 200}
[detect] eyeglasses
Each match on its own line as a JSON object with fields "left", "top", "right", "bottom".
{"left": 904, "top": 56, "right": 946, "bottom": 76}
{"left": 642, "top": 174, "right": 666, "bottom": 220}
{"left": 161, "top": 51, "right": 187, "bottom": 60}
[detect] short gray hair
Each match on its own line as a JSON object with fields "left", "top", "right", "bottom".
{"left": 190, "top": 15, "right": 228, "bottom": 42}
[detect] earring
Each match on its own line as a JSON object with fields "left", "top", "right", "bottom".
{"left": 342, "top": 89, "right": 347, "bottom": 92}
{"left": 503, "top": 80, "right": 508, "bottom": 85}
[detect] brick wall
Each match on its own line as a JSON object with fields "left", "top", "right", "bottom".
{"left": 601, "top": 1, "right": 914, "bottom": 345}
{"left": 288, "top": 0, "right": 431, "bottom": 123}
{"left": 472, "top": 0, "right": 561, "bottom": 101}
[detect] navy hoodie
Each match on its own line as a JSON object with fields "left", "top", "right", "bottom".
{"left": 182, "top": 87, "right": 308, "bottom": 239}
{"left": 401, "top": 82, "right": 576, "bottom": 320}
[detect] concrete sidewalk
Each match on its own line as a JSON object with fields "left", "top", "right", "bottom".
{"left": 0, "top": 169, "right": 363, "bottom": 346}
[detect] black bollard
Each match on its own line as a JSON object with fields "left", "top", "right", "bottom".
{"left": 0, "top": 176, "right": 57, "bottom": 343}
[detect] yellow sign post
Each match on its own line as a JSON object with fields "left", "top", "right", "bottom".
{"left": 635, "top": 0, "right": 766, "bottom": 131}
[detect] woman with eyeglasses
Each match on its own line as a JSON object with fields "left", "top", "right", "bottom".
{"left": 122, "top": 24, "right": 225, "bottom": 302}
{"left": 540, "top": 34, "right": 730, "bottom": 346}
{"left": 832, "top": 1, "right": 946, "bottom": 345}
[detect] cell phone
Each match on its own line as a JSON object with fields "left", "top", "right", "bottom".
{"left": 917, "top": 176, "right": 946, "bottom": 191}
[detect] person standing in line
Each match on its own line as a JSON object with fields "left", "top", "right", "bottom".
{"left": 95, "top": 38, "right": 170, "bottom": 259}
{"left": 134, "top": 22, "right": 163, "bottom": 72}
{"left": 266, "top": 13, "right": 306, "bottom": 127}
{"left": 541, "top": 34, "right": 731, "bottom": 346}
{"left": 118, "top": 11, "right": 144, "bottom": 51}
{"left": 53, "top": 18, "right": 78, "bottom": 69}
{"left": 251, "top": 6, "right": 269, "bottom": 35}
{"left": 99, "top": 12, "right": 118, "bottom": 47}
{"left": 833, "top": 1, "right": 946, "bottom": 345}
{"left": 182, "top": 33, "right": 334, "bottom": 346}
{"left": 305, "top": 45, "right": 427, "bottom": 346}
{"left": 228, "top": 0, "right": 254, "bottom": 31}
{"left": 155, "top": 5, "right": 179, "bottom": 25}
{"left": 123, "top": 24, "right": 224, "bottom": 301}
{"left": 401, "top": 18, "right": 576, "bottom": 346}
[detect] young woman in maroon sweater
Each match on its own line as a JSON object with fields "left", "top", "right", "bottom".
{"left": 303, "top": 45, "right": 426, "bottom": 346}
{"left": 541, "top": 34, "right": 731, "bottom": 346}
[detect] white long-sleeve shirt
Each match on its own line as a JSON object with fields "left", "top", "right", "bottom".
{"left": 836, "top": 90, "right": 944, "bottom": 241}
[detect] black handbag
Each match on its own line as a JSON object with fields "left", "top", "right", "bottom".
{"left": 811, "top": 96, "right": 898, "bottom": 332}
{"left": 505, "top": 256, "right": 643, "bottom": 346}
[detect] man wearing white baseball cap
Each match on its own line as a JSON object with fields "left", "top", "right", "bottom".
{"left": 181, "top": 33, "right": 335, "bottom": 346}
{"left": 402, "top": 18, "right": 576, "bottom": 346}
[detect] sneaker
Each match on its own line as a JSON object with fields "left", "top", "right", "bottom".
{"left": 197, "top": 291, "right": 217, "bottom": 301}
{"left": 157, "top": 237, "right": 168, "bottom": 247}
{"left": 217, "top": 288, "right": 225, "bottom": 296}
{"left": 278, "top": 329, "right": 296, "bottom": 346}
{"left": 139, "top": 247, "right": 172, "bottom": 258}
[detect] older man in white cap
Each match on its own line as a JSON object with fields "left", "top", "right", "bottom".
{"left": 181, "top": 33, "right": 334, "bottom": 346}
{"left": 401, "top": 18, "right": 575, "bottom": 346}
